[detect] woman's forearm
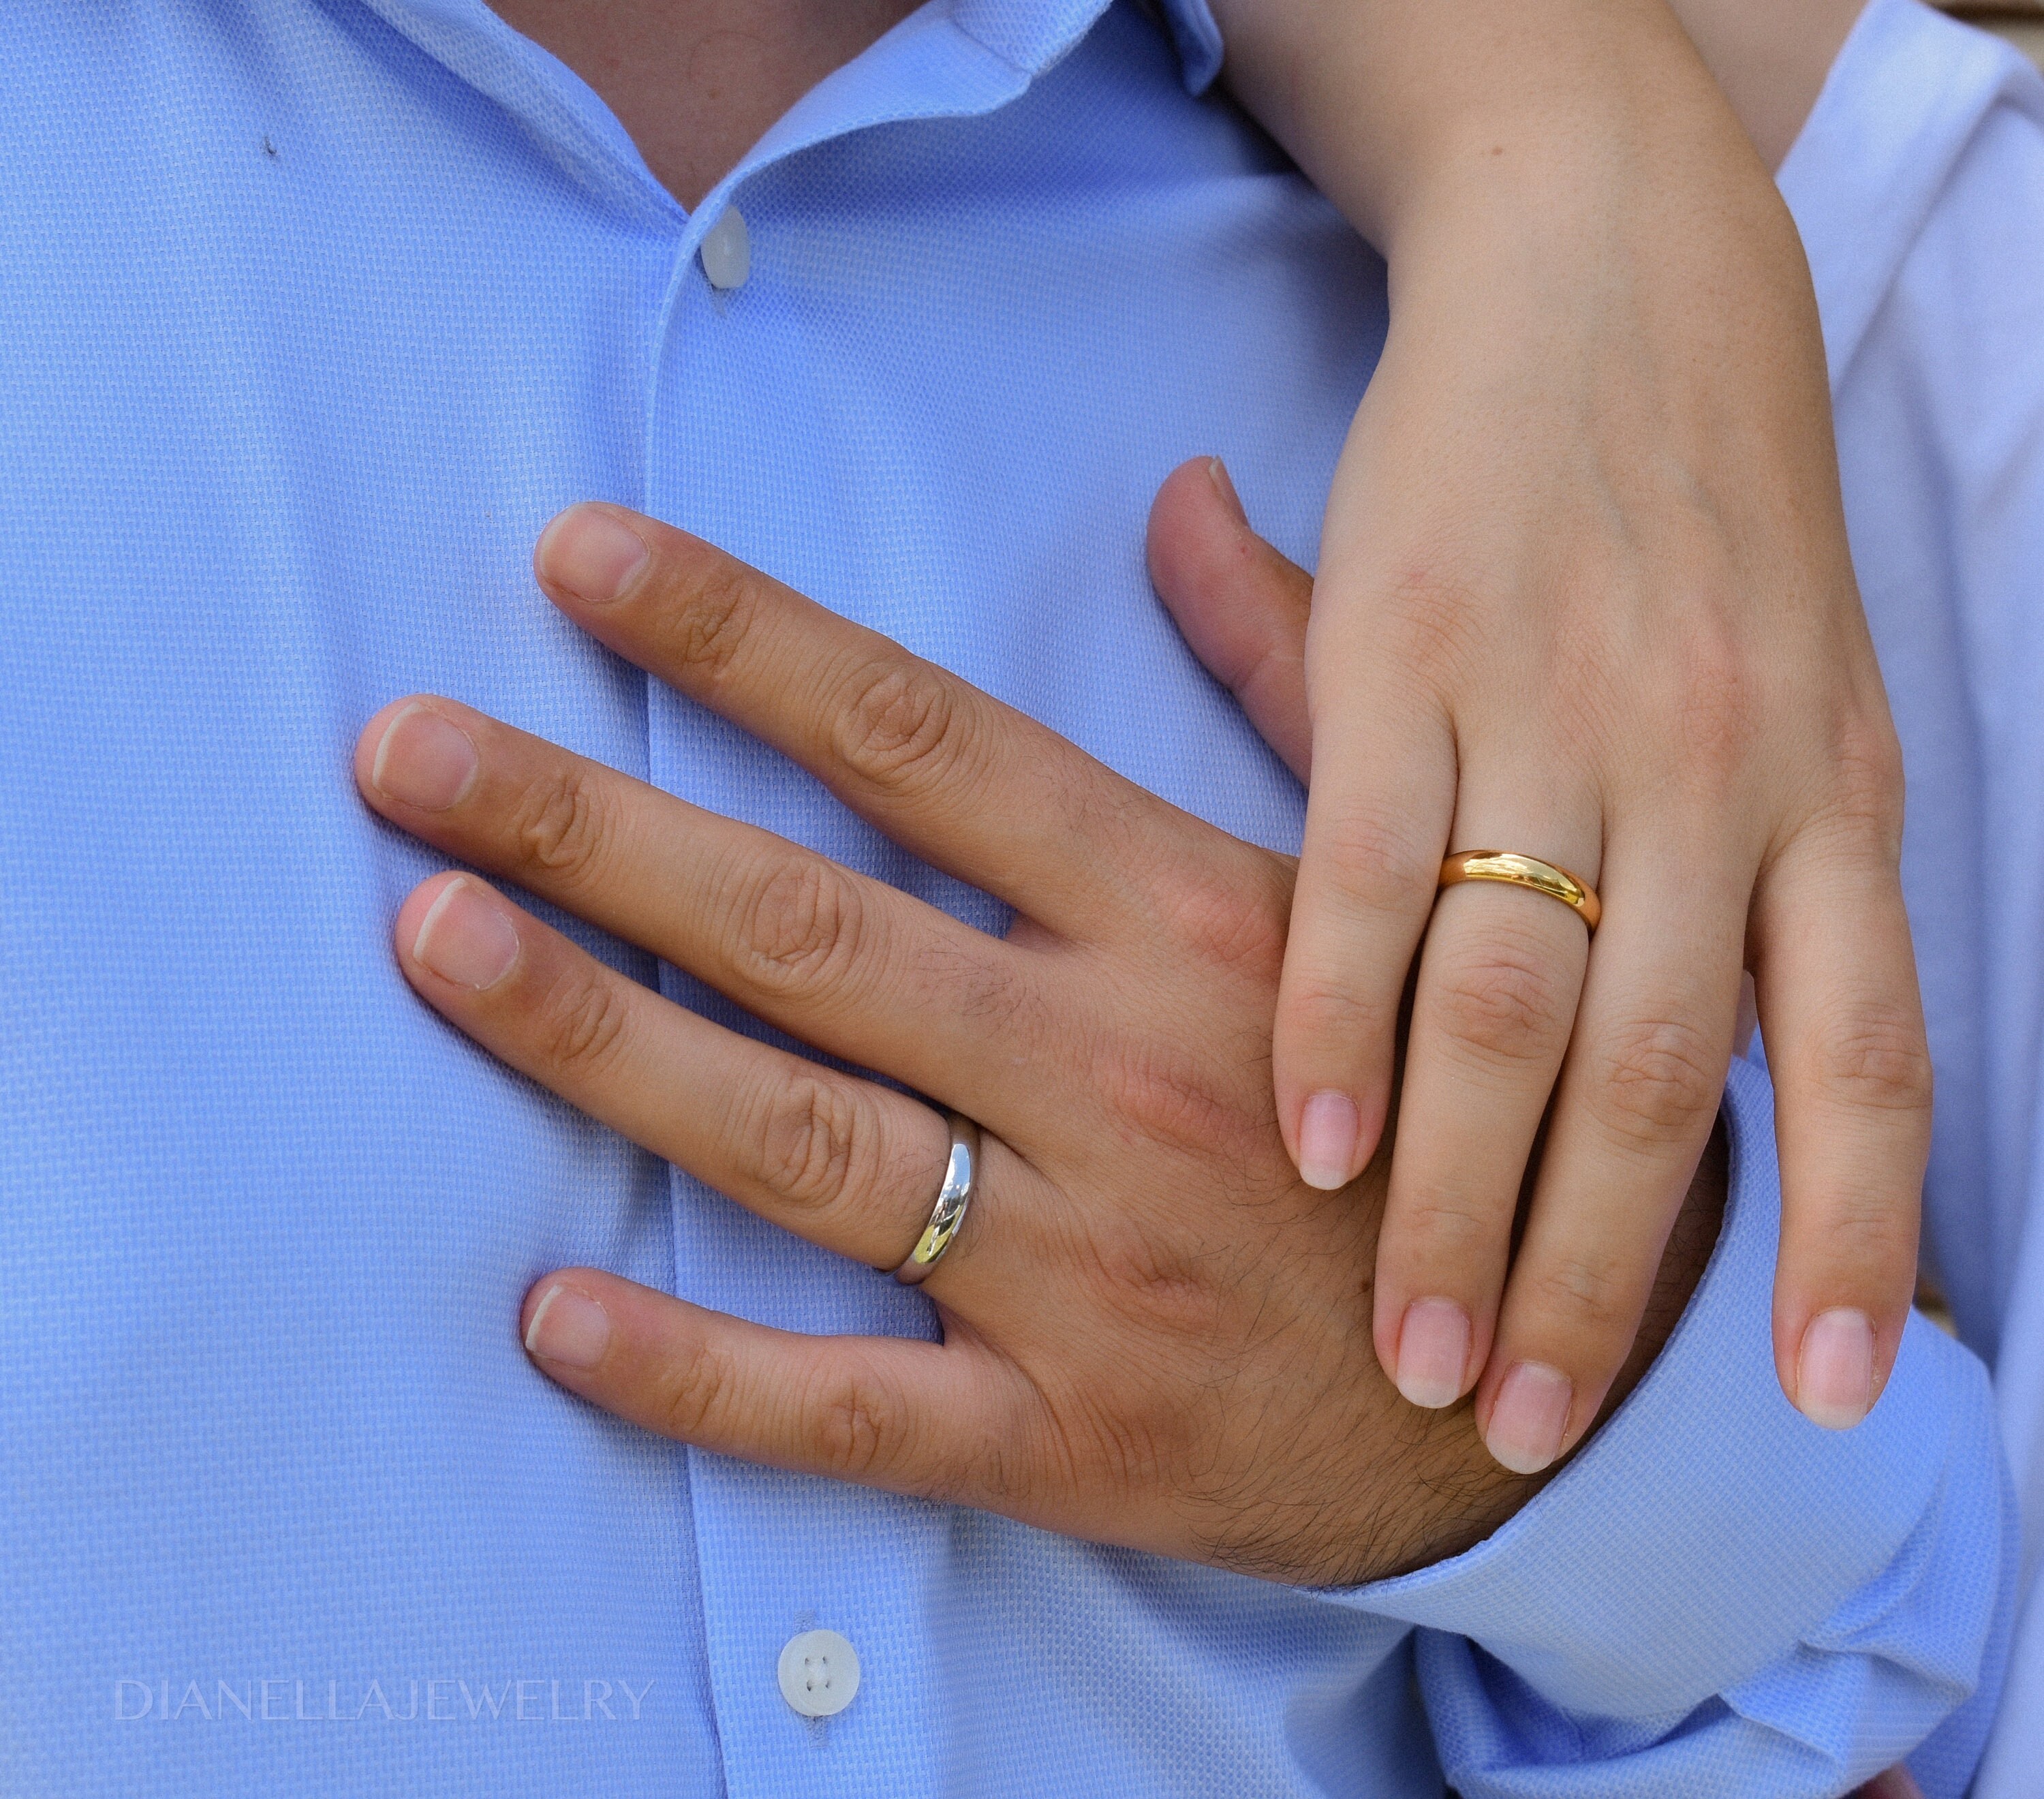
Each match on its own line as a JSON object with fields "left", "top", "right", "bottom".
{"left": 1209, "top": 0, "right": 1864, "bottom": 204}
{"left": 1204, "top": 0, "right": 1762, "bottom": 253}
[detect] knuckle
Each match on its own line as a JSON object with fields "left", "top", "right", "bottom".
{"left": 1523, "top": 1251, "right": 1634, "bottom": 1338}
{"left": 1039, "top": 1349, "right": 1186, "bottom": 1494}
{"left": 1376, "top": 566, "right": 1483, "bottom": 681}
{"left": 533, "top": 965, "right": 633, "bottom": 1077}
{"left": 1284, "top": 975, "right": 1395, "bottom": 1052}
{"left": 1087, "top": 1227, "right": 1225, "bottom": 1340}
{"left": 736, "top": 855, "right": 865, "bottom": 995}
{"left": 1810, "top": 1002, "right": 1934, "bottom": 1118}
{"left": 1427, "top": 936, "right": 1574, "bottom": 1067}
{"left": 1097, "top": 1035, "right": 1256, "bottom": 1156}
{"left": 749, "top": 1074, "right": 876, "bottom": 1218}
{"left": 1781, "top": 713, "right": 1907, "bottom": 861}
{"left": 1161, "top": 856, "right": 1293, "bottom": 983}
{"left": 1806, "top": 1188, "right": 1919, "bottom": 1276}
{"left": 833, "top": 660, "right": 969, "bottom": 795}
{"left": 509, "top": 763, "right": 615, "bottom": 893}
{"left": 1311, "top": 799, "right": 1439, "bottom": 924}
{"left": 954, "top": 1407, "right": 1034, "bottom": 1509}
{"left": 1822, "top": 718, "right": 1908, "bottom": 847}
{"left": 1586, "top": 1013, "right": 1723, "bottom": 1148}
{"left": 655, "top": 1334, "right": 737, "bottom": 1443}
{"left": 654, "top": 1333, "right": 752, "bottom": 1447}
{"left": 1392, "top": 1189, "right": 1505, "bottom": 1262}
{"left": 666, "top": 550, "right": 760, "bottom": 686}
{"left": 806, "top": 1357, "right": 906, "bottom": 1481}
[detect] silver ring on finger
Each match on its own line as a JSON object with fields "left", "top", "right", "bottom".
{"left": 894, "top": 1109, "right": 981, "bottom": 1285}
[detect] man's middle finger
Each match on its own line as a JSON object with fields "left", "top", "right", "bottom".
{"left": 354, "top": 695, "right": 1056, "bottom": 1121}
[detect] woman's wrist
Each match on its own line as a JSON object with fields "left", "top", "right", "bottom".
{"left": 1206, "top": 0, "right": 1770, "bottom": 256}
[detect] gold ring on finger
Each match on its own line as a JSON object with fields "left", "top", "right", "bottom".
{"left": 1438, "top": 850, "right": 1601, "bottom": 932}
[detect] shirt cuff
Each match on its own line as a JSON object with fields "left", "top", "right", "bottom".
{"left": 1317, "top": 1056, "right": 1979, "bottom": 1720}
{"left": 1151, "top": 0, "right": 1224, "bottom": 93}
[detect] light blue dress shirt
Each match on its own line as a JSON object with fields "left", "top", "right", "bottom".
{"left": 0, "top": 2, "right": 2009, "bottom": 1794}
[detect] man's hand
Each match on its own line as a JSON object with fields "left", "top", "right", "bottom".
{"left": 354, "top": 503, "right": 1723, "bottom": 1586}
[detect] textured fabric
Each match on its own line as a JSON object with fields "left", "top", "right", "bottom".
{"left": 1147, "top": 0, "right": 1224, "bottom": 92}
{"left": 0, "top": 3, "right": 2004, "bottom": 1796}
{"left": 1356, "top": 1064, "right": 2009, "bottom": 1797}
{"left": 1778, "top": 3, "right": 2044, "bottom": 1791}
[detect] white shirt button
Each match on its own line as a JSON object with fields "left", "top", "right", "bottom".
{"left": 777, "top": 1629, "right": 860, "bottom": 1718}
{"left": 699, "top": 204, "right": 749, "bottom": 290}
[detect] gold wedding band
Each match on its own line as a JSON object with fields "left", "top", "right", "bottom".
{"left": 894, "top": 1110, "right": 981, "bottom": 1285}
{"left": 1438, "top": 850, "right": 1601, "bottom": 931}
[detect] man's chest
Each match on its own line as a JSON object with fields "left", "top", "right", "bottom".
{"left": 0, "top": 1, "right": 1381, "bottom": 836}
{"left": 0, "top": 10, "right": 1434, "bottom": 1795}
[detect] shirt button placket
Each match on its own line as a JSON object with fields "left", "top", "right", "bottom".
{"left": 647, "top": 155, "right": 943, "bottom": 1799}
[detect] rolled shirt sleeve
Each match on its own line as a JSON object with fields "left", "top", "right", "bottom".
{"left": 1320, "top": 1059, "right": 2013, "bottom": 1796}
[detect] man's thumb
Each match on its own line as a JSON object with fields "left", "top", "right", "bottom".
{"left": 1145, "top": 458, "right": 1314, "bottom": 780}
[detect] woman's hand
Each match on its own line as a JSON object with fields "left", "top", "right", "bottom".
{"left": 1148, "top": 435, "right": 1923, "bottom": 1475}
{"left": 353, "top": 504, "right": 1722, "bottom": 1582}
{"left": 1182, "top": 0, "right": 1929, "bottom": 1469}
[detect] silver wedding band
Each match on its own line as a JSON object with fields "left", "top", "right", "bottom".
{"left": 894, "top": 1110, "right": 981, "bottom": 1285}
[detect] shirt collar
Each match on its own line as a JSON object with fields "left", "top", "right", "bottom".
{"left": 349, "top": 0, "right": 1129, "bottom": 241}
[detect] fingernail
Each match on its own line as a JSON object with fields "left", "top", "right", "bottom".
{"left": 412, "top": 877, "right": 519, "bottom": 989}
{"left": 1485, "top": 1361, "right": 1573, "bottom": 1475}
{"left": 525, "top": 1282, "right": 611, "bottom": 1370}
{"left": 1206, "top": 456, "right": 1246, "bottom": 521}
{"left": 1395, "top": 1298, "right": 1472, "bottom": 1409}
{"left": 1297, "top": 1091, "right": 1361, "bottom": 1190}
{"left": 370, "top": 703, "right": 478, "bottom": 810}
{"left": 537, "top": 506, "right": 647, "bottom": 604}
{"left": 1797, "top": 1308, "right": 1875, "bottom": 1429}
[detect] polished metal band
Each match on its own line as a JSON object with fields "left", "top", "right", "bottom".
{"left": 894, "top": 1110, "right": 981, "bottom": 1285}
{"left": 1438, "top": 849, "right": 1601, "bottom": 932}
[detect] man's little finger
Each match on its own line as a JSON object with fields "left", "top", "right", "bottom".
{"left": 520, "top": 1270, "right": 998, "bottom": 1500}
